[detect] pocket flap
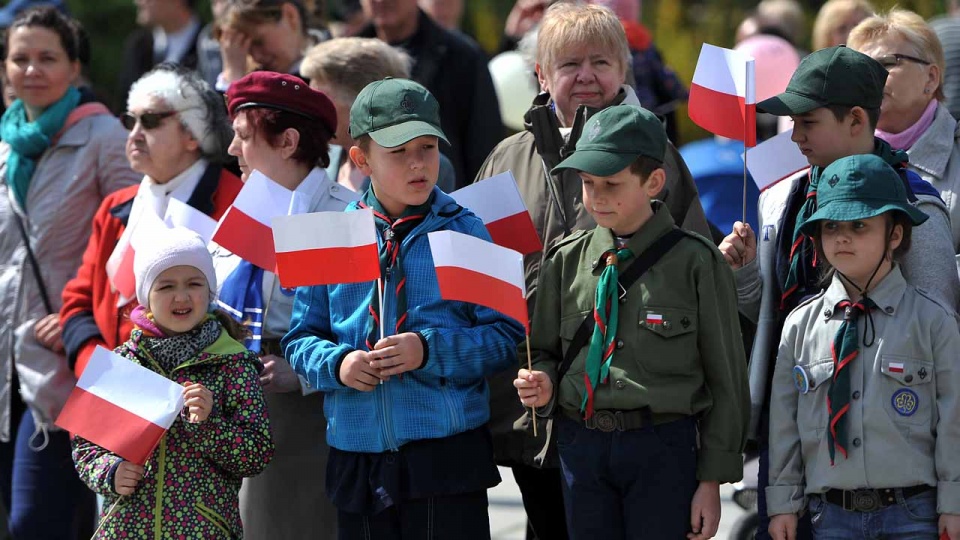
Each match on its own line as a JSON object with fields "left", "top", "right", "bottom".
{"left": 640, "top": 307, "right": 696, "bottom": 338}
{"left": 880, "top": 356, "right": 932, "bottom": 386}
{"left": 797, "top": 359, "right": 834, "bottom": 392}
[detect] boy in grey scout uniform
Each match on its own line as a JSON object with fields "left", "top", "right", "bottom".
{"left": 515, "top": 104, "right": 749, "bottom": 540}
{"left": 767, "top": 154, "right": 960, "bottom": 540}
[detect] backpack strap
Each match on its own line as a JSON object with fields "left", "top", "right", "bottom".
{"left": 556, "top": 227, "right": 686, "bottom": 381}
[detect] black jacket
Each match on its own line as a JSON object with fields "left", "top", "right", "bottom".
{"left": 115, "top": 24, "right": 202, "bottom": 113}
{"left": 360, "top": 11, "right": 503, "bottom": 189}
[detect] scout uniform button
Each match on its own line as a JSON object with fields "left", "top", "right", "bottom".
{"left": 823, "top": 308, "right": 832, "bottom": 318}
{"left": 852, "top": 437, "right": 861, "bottom": 447}
{"left": 852, "top": 390, "right": 860, "bottom": 400}
{"left": 905, "top": 374, "right": 913, "bottom": 383}
{"left": 792, "top": 365, "right": 811, "bottom": 394}
{"left": 615, "top": 380, "right": 626, "bottom": 389}
{"left": 662, "top": 320, "right": 671, "bottom": 329}
{"left": 616, "top": 340, "right": 624, "bottom": 349}
{"left": 885, "top": 306, "right": 894, "bottom": 314}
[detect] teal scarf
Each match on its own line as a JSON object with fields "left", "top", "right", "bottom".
{"left": 0, "top": 87, "right": 81, "bottom": 209}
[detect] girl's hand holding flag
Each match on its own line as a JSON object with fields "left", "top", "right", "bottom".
{"left": 515, "top": 369, "right": 552, "bottom": 408}
{"left": 182, "top": 382, "right": 213, "bottom": 423}
{"left": 113, "top": 461, "right": 145, "bottom": 496}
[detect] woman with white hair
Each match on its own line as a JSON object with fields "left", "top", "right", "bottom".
{"left": 848, "top": 10, "right": 960, "bottom": 261}
{"left": 60, "top": 63, "right": 241, "bottom": 383}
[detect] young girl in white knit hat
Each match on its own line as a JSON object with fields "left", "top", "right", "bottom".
{"left": 71, "top": 227, "right": 274, "bottom": 539}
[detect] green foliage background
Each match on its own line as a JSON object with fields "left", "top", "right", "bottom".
{"left": 63, "top": 0, "right": 948, "bottom": 142}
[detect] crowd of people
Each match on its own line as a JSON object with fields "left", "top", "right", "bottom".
{"left": 1, "top": 0, "right": 960, "bottom": 539}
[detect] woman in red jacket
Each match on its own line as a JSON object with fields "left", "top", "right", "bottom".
{"left": 60, "top": 63, "right": 241, "bottom": 377}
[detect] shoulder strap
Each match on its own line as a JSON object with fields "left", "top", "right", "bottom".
{"left": 12, "top": 212, "right": 53, "bottom": 315}
{"left": 556, "top": 227, "right": 685, "bottom": 381}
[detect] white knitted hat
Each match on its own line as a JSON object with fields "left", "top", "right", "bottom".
{"left": 134, "top": 227, "right": 217, "bottom": 311}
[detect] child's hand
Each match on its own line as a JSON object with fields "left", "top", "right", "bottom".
{"left": 183, "top": 382, "right": 213, "bottom": 423}
{"left": 940, "top": 514, "right": 960, "bottom": 540}
{"left": 768, "top": 513, "right": 798, "bottom": 540}
{"left": 339, "top": 350, "right": 383, "bottom": 391}
{"left": 514, "top": 369, "right": 553, "bottom": 408}
{"left": 259, "top": 354, "right": 300, "bottom": 394}
{"left": 114, "top": 461, "right": 144, "bottom": 496}
{"left": 719, "top": 222, "right": 756, "bottom": 269}
{"left": 370, "top": 333, "right": 424, "bottom": 377}
{"left": 687, "top": 480, "right": 720, "bottom": 540}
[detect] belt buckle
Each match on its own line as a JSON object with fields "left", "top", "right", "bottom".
{"left": 593, "top": 411, "right": 618, "bottom": 432}
{"left": 847, "top": 489, "right": 881, "bottom": 512}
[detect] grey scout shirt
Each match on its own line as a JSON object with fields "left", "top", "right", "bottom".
{"left": 767, "top": 266, "right": 960, "bottom": 516}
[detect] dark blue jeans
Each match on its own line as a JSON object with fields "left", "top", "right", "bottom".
{"left": 0, "top": 409, "right": 94, "bottom": 540}
{"left": 808, "top": 491, "right": 938, "bottom": 539}
{"left": 337, "top": 490, "right": 491, "bottom": 540}
{"left": 556, "top": 415, "right": 699, "bottom": 540}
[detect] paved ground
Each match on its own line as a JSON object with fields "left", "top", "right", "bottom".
{"left": 488, "top": 467, "right": 751, "bottom": 539}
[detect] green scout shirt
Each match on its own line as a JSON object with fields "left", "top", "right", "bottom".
{"left": 529, "top": 202, "right": 750, "bottom": 482}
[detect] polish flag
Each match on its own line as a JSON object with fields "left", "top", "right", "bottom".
{"left": 742, "top": 129, "right": 809, "bottom": 191}
{"left": 689, "top": 44, "right": 757, "bottom": 147}
{"left": 889, "top": 362, "right": 905, "bottom": 374}
{"left": 646, "top": 313, "right": 664, "bottom": 325}
{"left": 56, "top": 346, "right": 184, "bottom": 465}
{"left": 212, "top": 170, "right": 293, "bottom": 271}
{"left": 451, "top": 171, "right": 542, "bottom": 256}
{"left": 271, "top": 208, "right": 379, "bottom": 288}
{"left": 164, "top": 198, "right": 218, "bottom": 245}
{"left": 106, "top": 207, "right": 169, "bottom": 305}
{"left": 428, "top": 230, "right": 528, "bottom": 331}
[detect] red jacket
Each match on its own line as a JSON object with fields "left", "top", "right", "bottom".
{"left": 60, "top": 165, "right": 242, "bottom": 376}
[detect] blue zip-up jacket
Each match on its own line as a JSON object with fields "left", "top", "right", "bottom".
{"left": 282, "top": 188, "right": 526, "bottom": 453}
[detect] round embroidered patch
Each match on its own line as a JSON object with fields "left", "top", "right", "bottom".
{"left": 891, "top": 388, "right": 919, "bottom": 416}
{"left": 792, "top": 365, "right": 810, "bottom": 394}
{"left": 280, "top": 286, "right": 297, "bottom": 297}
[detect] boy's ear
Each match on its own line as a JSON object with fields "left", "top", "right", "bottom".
{"left": 279, "top": 128, "right": 300, "bottom": 160}
{"left": 643, "top": 167, "right": 667, "bottom": 198}
{"left": 888, "top": 222, "right": 904, "bottom": 256}
{"left": 349, "top": 145, "right": 373, "bottom": 175}
{"left": 847, "top": 106, "right": 870, "bottom": 138}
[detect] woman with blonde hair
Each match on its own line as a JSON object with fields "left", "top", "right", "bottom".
{"left": 849, "top": 9, "right": 960, "bottom": 264}
{"left": 812, "top": 0, "right": 874, "bottom": 50}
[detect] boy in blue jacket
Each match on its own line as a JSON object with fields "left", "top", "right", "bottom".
{"left": 282, "top": 78, "right": 525, "bottom": 539}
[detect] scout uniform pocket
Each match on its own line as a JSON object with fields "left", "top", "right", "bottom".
{"left": 879, "top": 356, "right": 933, "bottom": 426}
{"left": 795, "top": 358, "right": 834, "bottom": 434}
{"left": 636, "top": 307, "right": 698, "bottom": 375}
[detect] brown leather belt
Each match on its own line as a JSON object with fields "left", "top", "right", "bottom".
{"left": 822, "top": 485, "right": 934, "bottom": 512}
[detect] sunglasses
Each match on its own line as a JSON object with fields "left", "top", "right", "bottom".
{"left": 121, "top": 110, "right": 178, "bottom": 131}
{"left": 875, "top": 53, "right": 931, "bottom": 71}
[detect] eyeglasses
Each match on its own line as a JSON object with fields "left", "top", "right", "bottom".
{"left": 875, "top": 53, "right": 931, "bottom": 71}
{"left": 121, "top": 110, "right": 179, "bottom": 131}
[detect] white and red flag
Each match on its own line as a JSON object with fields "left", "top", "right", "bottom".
{"left": 56, "top": 346, "right": 185, "bottom": 465}
{"left": 428, "top": 230, "right": 528, "bottom": 331}
{"left": 742, "top": 129, "right": 809, "bottom": 191}
{"left": 450, "top": 171, "right": 542, "bottom": 256}
{"left": 689, "top": 43, "right": 757, "bottom": 147}
{"left": 105, "top": 208, "right": 168, "bottom": 306}
{"left": 271, "top": 208, "right": 380, "bottom": 288}
{"left": 212, "top": 170, "right": 293, "bottom": 271}
{"left": 164, "top": 198, "right": 218, "bottom": 245}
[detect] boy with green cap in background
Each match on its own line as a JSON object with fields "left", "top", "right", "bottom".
{"left": 767, "top": 154, "right": 960, "bottom": 540}
{"left": 716, "top": 45, "right": 959, "bottom": 540}
{"left": 515, "top": 104, "right": 749, "bottom": 540}
{"left": 283, "top": 78, "right": 525, "bottom": 539}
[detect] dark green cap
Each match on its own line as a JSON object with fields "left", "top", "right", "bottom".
{"left": 349, "top": 77, "right": 449, "bottom": 148}
{"left": 799, "top": 154, "right": 928, "bottom": 236}
{"left": 757, "top": 46, "right": 888, "bottom": 116}
{"left": 552, "top": 105, "right": 666, "bottom": 176}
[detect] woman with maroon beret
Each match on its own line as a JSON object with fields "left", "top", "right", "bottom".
{"left": 215, "top": 70, "right": 355, "bottom": 539}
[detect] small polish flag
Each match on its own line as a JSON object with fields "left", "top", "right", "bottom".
{"left": 451, "top": 171, "right": 542, "bottom": 256}
{"left": 106, "top": 207, "right": 169, "bottom": 305}
{"left": 742, "top": 129, "right": 809, "bottom": 191}
{"left": 889, "top": 362, "right": 905, "bottom": 374}
{"left": 164, "top": 198, "right": 218, "bottom": 245}
{"left": 271, "top": 208, "right": 379, "bottom": 288}
{"left": 428, "top": 230, "right": 528, "bottom": 331}
{"left": 212, "top": 170, "right": 293, "bottom": 271}
{"left": 646, "top": 313, "right": 664, "bottom": 325}
{"left": 55, "top": 346, "right": 185, "bottom": 465}
{"left": 689, "top": 43, "right": 757, "bottom": 147}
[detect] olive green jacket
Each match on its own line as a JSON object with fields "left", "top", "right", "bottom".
{"left": 529, "top": 203, "right": 749, "bottom": 482}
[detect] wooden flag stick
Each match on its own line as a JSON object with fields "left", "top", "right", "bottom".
{"left": 378, "top": 277, "right": 385, "bottom": 385}
{"left": 92, "top": 496, "right": 124, "bottom": 539}
{"left": 525, "top": 334, "right": 537, "bottom": 437}
{"left": 742, "top": 146, "right": 749, "bottom": 226}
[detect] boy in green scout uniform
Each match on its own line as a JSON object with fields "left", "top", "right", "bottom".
{"left": 515, "top": 104, "right": 749, "bottom": 540}
{"left": 766, "top": 154, "right": 960, "bottom": 540}
{"left": 717, "top": 45, "right": 959, "bottom": 540}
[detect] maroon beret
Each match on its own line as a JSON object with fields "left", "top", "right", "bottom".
{"left": 226, "top": 71, "right": 337, "bottom": 136}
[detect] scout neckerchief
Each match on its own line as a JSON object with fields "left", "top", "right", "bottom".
{"left": 826, "top": 255, "right": 884, "bottom": 464}
{"left": 581, "top": 236, "right": 633, "bottom": 419}
{"left": 218, "top": 260, "right": 265, "bottom": 353}
{"left": 358, "top": 189, "right": 433, "bottom": 350}
{"left": 781, "top": 140, "right": 912, "bottom": 311}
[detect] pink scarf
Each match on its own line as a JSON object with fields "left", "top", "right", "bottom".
{"left": 876, "top": 99, "right": 939, "bottom": 151}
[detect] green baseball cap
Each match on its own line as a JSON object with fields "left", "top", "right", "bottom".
{"left": 799, "top": 154, "right": 928, "bottom": 236}
{"left": 757, "top": 46, "right": 888, "bottom": 116}
{"left": 551, "top": 105, "right": 666, "bottom": 177}
{"left": 349, "top": 78, "right": 449, "bottom": 148}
